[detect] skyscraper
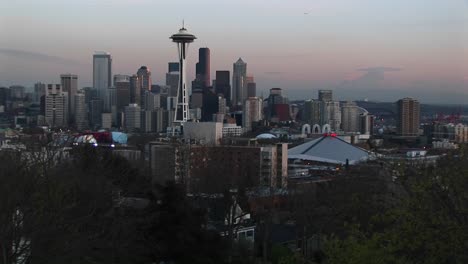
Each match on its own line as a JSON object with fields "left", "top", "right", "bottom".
{"left": 166, "top": 72, "right": 179, "bottom": 97}
{"left": 129, "top": 74, "right": 140, "bottom": 104}
{"left": 303, "top": 99, "right": 323, "bottom": 125}
{"left": 93, "top": 52, "right": 112, "bottom": 101}
{"left": 168, "top": 62, "right": 179, "bottom": 73}
{"left": 397, "top": 97, "right": 420, "bottom": 137}
{"left": 45, "top": 84, "right": 68, "bottom": 127}
{"left": 34, "top": 82, "right": 46, "bottom": 103}
{"left": 215, "top": 70, "right": 231, "bottom": 105}
{"left": 74, "top": 91, "right": 88, "bottom": 131}
{"left": 137, "top": 66, "right": 152, "bottom": 92}
{"left": 232, "top": 58, "right": 247, "bottom": 107}
{"left": 243, "top": 97, "right": 263, "bottom": 132}
{"left": 124, "top": 104, "right": 141, "bottom": 132}
{"left": 195, "top": 48, "right": 210, "bottom": 87}
{"left": 114, "top": 74, "right": 130, "bottom": 113}
{"left": 60, "top": 74, "right": 78, "bottom": 120}
{"left": 246, "top": 76, "right": 256, "bottom": 98}
{"left": 341, "top": 101, "right": 360, "bottom": 133}
{"left": 318, "top": 90, "right": 333, "bottom": 102}
{"left": 324, "top": 101, "right": 341, "bottom": 131}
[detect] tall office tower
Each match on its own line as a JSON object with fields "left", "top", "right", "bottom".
{"left": 114, "top": 75, "right": 130, "bottom": 113}
{"left": 397, "top": 97, "right": 420, "bottom": 137}
{"left": 124, "top": 104, "right": 141, "bottom": 131}
{"left": 303, "top": 99, "right": 323, "bottom": 125}
{"left": 215, "top": 71, "right": 231, "bottom": 105}
{"left": 170, "top": 25, "right": 196, "bottom": 124}
{"left": 137, "top": 66, "right": 151, "bottom": 109}
{"left": 113, "top": 74, "right": 130, "bottom": 84}
{"left": 232, "top": 58, "right": 247, "bottom": 107}
{"left": 82, "top": 87, "right": 96, "bottom": 105}
{"left": 168, "top": 62, "right": 179, "bottom": 73}
{"left": 341, "top": 101, "right": 360, "bottom": 133}
{"left": 195, "top": 48, "right": 210, "bottom": 87}
{"left": 166, "top": 72, "right": 179, "bottom": 97}
{"left": 318, "top": 89, "right": 333, "bottom": 102}
{"left": 145, "top": 92, "right": 161, "bottom": 111}
{"left": 93, "top": 52, "right": 112, "bottom": 101}
{"left": 89, "top": 99, "right": 103, "bottom": 128}
{"left": 129, "top": 74, "right": 140, "bottom": 104}
{"left": 324, "top": 101, "right": 341, "bottom": 131}
{"left": 107, "top": 87, "right": 117, "bottom": 124}
{"left": 246, "top": 76, "right": 256, "bottom": 98}
{"left": 60, "top": 74, "right": 78, "bottom": 120}
{"left": 34, "top": 82, "right": 46, "bottom": 103}
{"left": 137, "top": 66, "right": 152, "bottom": 92}
{"left": 74, "top": 91, "right": 88, "bottom": 131}
{"left": 243, "top": 97, "right": 263, "bottom": 132}
{"left": 45, "top": 84, "right": 68, "bottom": 127}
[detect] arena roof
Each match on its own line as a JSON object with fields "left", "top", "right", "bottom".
{"left": 288, "top": 135, "right": 370, "bottom": 165}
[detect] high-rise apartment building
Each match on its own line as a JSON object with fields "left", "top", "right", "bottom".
{"left": 341, "top": 101, "right": 360, "bottom": 133}
{"left": 215, "top": 71, "right": 231, "bottom": 104}
{"left": 397, "top": 97, "right": 420, "bottom": 137}
{"left": 60, "top": 74, "right": 78, "bottom": 120}
{"left": 93, "top": 52, "right": 112, "bottom": 101}
{"left": 45, "top": 84, "right": 68, "bottom": 127}
{"left": 303, "top": 99, "right": 323, "bottom": 125}
{"left": 324, "top": 101, "right": 341, "bottom": 131}
{"left": 232, "top": 58, "right": 247, "bottom": 107}
{"left": 243, "top": 97, "right": 263, "bottom": 132}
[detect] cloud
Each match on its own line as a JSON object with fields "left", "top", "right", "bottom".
{"left": 0, "top": 48, "right": 81, "bottom": 65}
{"left": 263, "top": 71, "right": 285, "bottom": 75}
{"left": 358, "top": 67, "right": 402, "bottom": 72}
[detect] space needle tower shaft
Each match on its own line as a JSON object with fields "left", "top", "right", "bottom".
{"left": 170, "top": 23, "right": 196, "bottom": 125}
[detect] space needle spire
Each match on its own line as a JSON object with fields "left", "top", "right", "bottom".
{"left": 170, "top": 23, "right": 196, "bottom": 129}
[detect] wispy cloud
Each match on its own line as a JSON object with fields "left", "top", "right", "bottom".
{"left": 263, "top": 71, "right": 285, "bottom": 75}
{"left": 358, "top": 67, "right": 402, "bottom": 72}
{"left": 0, "top": 48, "right": 81, "bottom": 65}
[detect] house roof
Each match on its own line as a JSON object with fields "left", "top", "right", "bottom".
{"left": 288, "top": 135, "right": 370, "bottom": 165}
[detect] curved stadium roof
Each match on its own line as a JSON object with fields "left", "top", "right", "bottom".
{"left": 288, "top": 135, "right": 370, "bottom": 165}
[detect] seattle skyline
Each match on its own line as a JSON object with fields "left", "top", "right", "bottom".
{"left": 0, "top": 0, "right": 467, "bottom": 104}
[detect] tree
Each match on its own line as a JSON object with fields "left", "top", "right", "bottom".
{"left": 324, "top": 148, "right": 468, "bottom": 263}
{"left": 146, "top": 182, "right": 228, "bottom": 264}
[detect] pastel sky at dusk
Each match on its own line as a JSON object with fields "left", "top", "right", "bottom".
{"left": 0, "top": 0, "right": 467, "bottom": 103}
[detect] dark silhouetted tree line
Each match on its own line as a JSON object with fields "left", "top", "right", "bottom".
{"left": 0, "top": 146, "right": 228, "bottom": 264}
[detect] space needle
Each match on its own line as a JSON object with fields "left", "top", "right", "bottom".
{"left": 170, "top": 23, "right": 196, "bottom": 131}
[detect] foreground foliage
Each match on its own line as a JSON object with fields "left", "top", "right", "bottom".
{"left": 324, "top": 147, "right": 468, "bottom": 264}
